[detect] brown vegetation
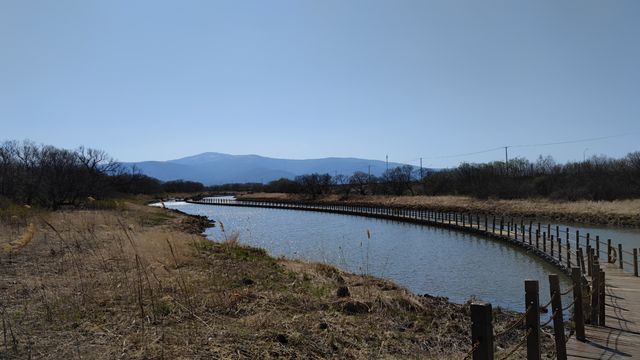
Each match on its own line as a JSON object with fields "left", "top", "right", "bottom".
{"left": 0, "top": 202, "right": 549, "bottom": 358}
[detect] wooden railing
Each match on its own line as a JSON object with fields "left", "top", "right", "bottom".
{"left": 186, "top": 197, "right": 639, "bottom": 359}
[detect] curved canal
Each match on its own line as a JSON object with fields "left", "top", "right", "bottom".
{"left": 162, "top": 200, "right": 572, "bottom": 312}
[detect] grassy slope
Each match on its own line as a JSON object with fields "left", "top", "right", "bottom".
{"left": 0, "top": 202, "right": 550, "bottom": 359}
{"left": 237, "top": 193, "right": 640, "bottom": 227}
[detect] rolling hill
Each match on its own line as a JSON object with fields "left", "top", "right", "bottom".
{"left": 122, "top": 152, "right": 410, "bottom": 185}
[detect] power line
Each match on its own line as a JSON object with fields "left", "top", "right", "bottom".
{"left": 509, "top": 133, "right": 632, "bottom": 149}
{"left": 418, "top": 132, "right": 634, "bottom": 161}
{"left": 420, "top": 146, "right": 505, "bottom": 160}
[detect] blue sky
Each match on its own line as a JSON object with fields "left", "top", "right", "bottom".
{"left": 1, "top": 0, "right": 639, "bottom": 168}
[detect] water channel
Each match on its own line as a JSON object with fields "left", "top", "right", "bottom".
{"left": 160, "top": 200, "right": 582, "bottom": 312}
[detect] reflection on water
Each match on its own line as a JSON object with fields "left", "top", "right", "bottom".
{"left": 162, "top": 201, "right": 572, "bottom": 312}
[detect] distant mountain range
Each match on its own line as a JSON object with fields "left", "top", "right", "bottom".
{"left": 122, "top": 152, "right": 410, "bottom": 185}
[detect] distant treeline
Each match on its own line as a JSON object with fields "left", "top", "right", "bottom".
{"left": 3, "top": 140, "right": 639, "bottom": 208}
{"left": 0, "top": 141, "right": 205, "bottom": 208}
{"left": 423, "top": 154, "right": 640, "bottom": 200}
{"left": 209, "top": 165, "right": 418, "bottom": 199}
{"left": 214, "top": 153, "right": 640, "bottom": 201}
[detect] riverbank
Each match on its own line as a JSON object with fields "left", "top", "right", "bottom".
{"left": 237, "top": 193, "right": 640, "bottom": 227}
{"left": 0, "top": 201, "right": 555, "bottom": 358}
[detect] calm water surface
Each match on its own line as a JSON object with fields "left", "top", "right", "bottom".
{"left": 550, "top": 222, "right": 640, "bottom": 251}
{"left": 162, "top": 200, "right": 573, "bottom": 312}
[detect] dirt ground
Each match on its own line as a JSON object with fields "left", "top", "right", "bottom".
{"left": 0, "top": 202, "right": 552, "bottom": 359}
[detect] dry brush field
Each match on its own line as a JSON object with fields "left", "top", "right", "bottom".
{"left": 0, "top": 202, "right": 550, "bottom": 359}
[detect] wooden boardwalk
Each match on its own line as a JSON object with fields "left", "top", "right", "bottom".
{"left": 188, "top": 198, "right": 640, "bottom": 359}
{"left": 566, "top": 263, "right": 640, "bottom": 359}
{"left": 428, "top": 212, "right": 640, "bottom": 359}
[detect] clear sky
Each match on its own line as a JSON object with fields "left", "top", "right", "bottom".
{"left": 1, "top": 0, "right": 639, "bottom": 168}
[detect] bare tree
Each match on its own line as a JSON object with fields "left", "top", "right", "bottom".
{"left": 349, "top": 171, "right": 369, "bottom": 195}
{"left": 381, "top": 165, "right": 415, "bottom": 196}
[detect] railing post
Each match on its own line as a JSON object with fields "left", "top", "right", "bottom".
{"left": 599, "top": 270, "right": 605, "bottom": 326}
{"left": 634, "top": 248, "right": 638, "bottom": 277}
{"left": 571, "top": 268, "right": 586, "bottom": 341}
{"left": 550, "top": 235, "right": 554, "bottom": 257}
{"left": 607, "top": 239, "right": 612, "bottom": 263}
{"left": 471, "top": 302, "right": 494, "bottom": 360}
{"left": 558, "top": 236, "right": 562, "bottom": 262}
{"left": 543, "top": 232, "right": 546, "bottom": 253}
{"left": 619, "top": 244, "right": 624, "bottom": 269}
{"left": 576, "top": 230, "right": 580, "bottom": 252}
{"left": 567, "top": 242, "right": 571, "bottom": 268}
{"left": 549, "top": 274, "right": 567, "bottom": 360}
{"left": 525, "top": 280, "right": 541, "bottom": 360}
{"left": 535, "top": 230, "right": 539, "bottom": 249}
{"left": 590, "top": 262, "right": 600, "bottom": 325}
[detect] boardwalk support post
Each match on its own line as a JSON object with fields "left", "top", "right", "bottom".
{"left": 525, "top": 280, "right": 541, "bottom": 360}
{"left": 549, "top": 274, "right": 567, "bottom": 360}
{"left": 471, "top": 302, "right": 494, "bottom": 360}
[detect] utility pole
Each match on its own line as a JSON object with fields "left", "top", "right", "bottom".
{"left": 504, "top": 146, "right": 509, "bottom": 173}
{"left": 368, "top": 165, "right": 371, "bottom": 182}
{"left": 386, "top": 154, "right": 388, "bottom": 172}
{"left": 420, "top": 157, "right": 423, "bottom": 179}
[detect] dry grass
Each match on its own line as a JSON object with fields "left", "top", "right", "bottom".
{"left": 238, "top": 193, "right": 640, "bottom": 226}
{"left": 0, "top": 202, "right": 550, "bottom": 359}
{"left": 2, "top": 223, "right": 35, "bottom": 253}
